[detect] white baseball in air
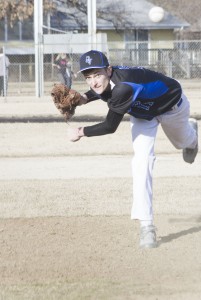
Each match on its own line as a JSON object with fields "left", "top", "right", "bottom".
{"left": 149, "top": 6, "right": 165, "bottom": 23}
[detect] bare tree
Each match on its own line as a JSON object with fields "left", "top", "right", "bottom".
{"left": 60, "top": 0, "right": 133, "bottom": 30}
{"left": 0, "top": 0, "right": 55, "bottom": 26}
{"left": 0, "top": 0, "right": 133, "bottom": 31}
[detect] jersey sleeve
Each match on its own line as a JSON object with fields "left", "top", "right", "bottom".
{"left": 83, "top": 109, "right": 124, "bottom": 137}
{"left": 84, "top": 90, "right": 100, "bottom": 103}
{"left": 108, "top": 82, "right": 133, "bottom": 114}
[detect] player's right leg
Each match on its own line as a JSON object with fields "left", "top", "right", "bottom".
{"left": 158, "top": 93, "right": 198, "bottom": 163}
{"left": 182, "top": 118, "right": 198, "bottom": 163}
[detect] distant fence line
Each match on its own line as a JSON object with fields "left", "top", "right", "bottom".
{"left": 1, "top": 40, "right": 201, "bottom": 96}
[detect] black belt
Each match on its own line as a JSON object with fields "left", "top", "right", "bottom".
{"left": 171, "top": 98, "right": 183, "bottom": 110}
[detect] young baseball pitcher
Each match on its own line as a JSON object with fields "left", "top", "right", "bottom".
{"left": 52, "top": 50, "right": 198, "bottom": 248}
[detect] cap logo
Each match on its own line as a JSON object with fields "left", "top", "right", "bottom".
{"left": 85, "top": 56, "right": 93, "bottom": 65}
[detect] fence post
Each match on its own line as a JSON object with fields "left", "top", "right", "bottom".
{"left": 34, "top": 0, "right": 44, "bottom": 97}
{"left": 2, "top": 47, "right": 7, "bottom": 97}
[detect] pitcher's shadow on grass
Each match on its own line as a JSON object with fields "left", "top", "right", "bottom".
{"left": 158, "top": 225, "right": 201, "bottom": 246}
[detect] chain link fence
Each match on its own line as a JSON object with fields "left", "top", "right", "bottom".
{"left": 1, "top": 39, "right": 201, "bottom": 97}
{"left": 109, "top": 40, "right": 201, "bottom": 78}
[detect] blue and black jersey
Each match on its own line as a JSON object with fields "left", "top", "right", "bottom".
{"left": 84, "top": 66, "right": 182, "bottom": 137}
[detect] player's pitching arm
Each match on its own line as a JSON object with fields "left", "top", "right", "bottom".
{"left": 67, "top": 108, "right": 124, "bottom": 142}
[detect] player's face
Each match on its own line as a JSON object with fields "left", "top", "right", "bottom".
{"left": 84, "top": 67, "right": 112, "bottom": 94}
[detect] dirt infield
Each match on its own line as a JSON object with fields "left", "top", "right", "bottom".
{"left": 1, "top": 215, "right": 201, "bottom": 299}
{"left": 0, "top": 119, "right": 201, "bottom": 299}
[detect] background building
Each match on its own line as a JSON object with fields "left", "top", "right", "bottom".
{"left": 0, "top": 0, "right": 200, "bottom": 96}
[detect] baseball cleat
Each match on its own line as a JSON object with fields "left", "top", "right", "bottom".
{"left": 140, "top": 225, "right": 158, "bottom": 249}
{"left": 183, "top": 118, "right": 198, "bottom": 164}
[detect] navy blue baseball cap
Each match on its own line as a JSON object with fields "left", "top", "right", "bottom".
{"left": 79, "top": 50, "right": 109, "bottom": 73}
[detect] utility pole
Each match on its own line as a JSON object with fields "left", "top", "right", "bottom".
{"left": 87, "top": 0, "right": 97, "bottom": 49}
{"left": 34, "top": 0, "right": 44, "bottom": 97}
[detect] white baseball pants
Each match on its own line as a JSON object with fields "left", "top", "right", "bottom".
{"left": 130, "top": 93, "right": 198, "bottom": 221}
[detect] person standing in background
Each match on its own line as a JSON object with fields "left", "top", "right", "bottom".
{"left": 0, "top": 47, "right": 10, "bottom": 97}
{"left": 53, "top": 53, "right": 77, "bottom": 88}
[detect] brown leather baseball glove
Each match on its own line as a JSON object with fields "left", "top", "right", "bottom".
{"left": 51, "top": 83, "right": 81, "bottom": 121}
